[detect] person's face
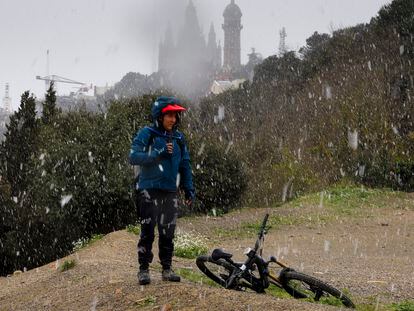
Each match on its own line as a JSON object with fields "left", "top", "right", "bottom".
{"left": 162, "top": 112, "right": 177, "bottom": 131}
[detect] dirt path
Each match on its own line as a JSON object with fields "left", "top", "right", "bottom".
{"left": 1, "top": 192, "right": 413, "bottom": 310}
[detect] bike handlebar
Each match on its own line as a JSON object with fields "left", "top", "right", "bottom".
{"left": 226, "top": 213, "right": 271, "bottom": 290}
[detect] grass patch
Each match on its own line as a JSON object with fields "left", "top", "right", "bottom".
{"left": 174, "top": 231, "right": 209, "bottom": 259}
{"left": 59, "top": 259, "right": 76, "bottom": 272}
{"left": 72, "top": 233, "right": 104, "bottom": 252}
{"left": 266, "top": 284, "right": 292, "bottom": 299}
{"left": 214, "top": 184, "right": 410, "bottom": 238}
{"left": 286, "top": 184, "right": 407, "bottom": 219}
{"left": 311, "top": 295, "right": 347, "bottom": 308}
{"left": 213, "top": 184, "right": 408, "bottom": 237}
{"left": 291, "top": 184, "right": 402, "bottom": 207}
{"left": 126, "top": 223, "right": 141, "bottom": 235}
{"left": 390, "top": 300, "right": 414, "bottom": 311}
{"left": 213, "top": 216, "right": 301, "bottom": 239}
{"left": 176, "top": 267, "right": 219, "bottom": 287}
{"left": 353, "top": 298, "right": 414, "bottom": 311}
{"left": 134, "top": 295, "right": 157, "bottom": 307}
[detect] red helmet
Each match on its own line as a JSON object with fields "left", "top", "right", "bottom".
{"left": 161, "top": 104, "right": 186, "bottom": 114}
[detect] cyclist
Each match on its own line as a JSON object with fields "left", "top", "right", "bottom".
{"left": 129, "top": 96, "right": 195, "bottom": 285}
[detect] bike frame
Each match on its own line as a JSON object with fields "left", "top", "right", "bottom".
{"left": 224, "top": 213, "right": 290, "bottom": 291}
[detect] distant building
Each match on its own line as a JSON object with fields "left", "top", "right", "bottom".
{"left": 2, "top": 83, "right": 12, "bottom": 113}
{"left": 157, "top": 1, "right": 222, "bottom": 98}
{"left": 0, "top": 84, "right": 12, "bottom": 140}
{"left": 158, "top": 1, "right": 221, "bottom": 73}
{"left": 210, "top": 79, "right": 245, "bottom": 95}
{"left": 152, "top": 0, "right": 261, "bottom": 98}
{"left": 211, "top": 80, "right": 233, "bottom": 95}
{"left": 210, "top": 1, "right": 266, "bottom": 95}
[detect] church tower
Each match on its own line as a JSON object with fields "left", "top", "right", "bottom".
{"left": 222, "top": 0, "right": 242, "bottom": 70}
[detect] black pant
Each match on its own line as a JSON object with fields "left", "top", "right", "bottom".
{"left": 137, "top": 189, "right": 178, "bottom": 270}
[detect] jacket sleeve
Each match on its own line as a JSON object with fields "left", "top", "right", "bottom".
{"left": 129, "top": 128, "right": 163, "bottom": 165}
{"left": 179, "top": 134, "right": 194, "bottom": 192}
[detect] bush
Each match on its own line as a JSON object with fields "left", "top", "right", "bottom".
{"left": 189, "top": 139, "right": 248, "bottom": 214}
{"left": 126, "top": 223, "right": 141, "bottom": 235}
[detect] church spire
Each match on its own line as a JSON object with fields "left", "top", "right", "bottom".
{"left": 177, "top": 0, "right": 205, "bottom": 51}
{"left": 207, "top": 23, "right": 217, "bottom": 49}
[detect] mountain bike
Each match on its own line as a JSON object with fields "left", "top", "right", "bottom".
{"left": 196, "top": 213, "right": 355, "bottom": 308}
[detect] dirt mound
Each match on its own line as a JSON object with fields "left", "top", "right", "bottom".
{"left": 1, "top": 190, "right": 413, "bottom": 310}
{"left": 0, "top": 230, "right": 334, "bottom": 310}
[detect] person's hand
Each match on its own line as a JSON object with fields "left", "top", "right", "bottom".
{"left": 166, "top": 142, "right": 173, "bottom": 154}
{"left": 184, "top": 189, "right": 195, "bottom": 207}
{"left": 157, "top": 141, "right": 173, "bottom": 158}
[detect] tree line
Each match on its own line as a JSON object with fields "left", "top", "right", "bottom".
{"left": 0, "top": 86, "right": 246, "bottom": 276}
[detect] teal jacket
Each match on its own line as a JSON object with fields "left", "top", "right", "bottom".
{"left": 128, "top": 97, "right": 195, "bottom": 199}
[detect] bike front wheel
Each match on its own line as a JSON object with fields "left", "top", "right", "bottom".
{"left": 196, "top": 255, "right": 260, "bottom": 292}
{"left": 280, "top": 270, "right": 355, "bottom": 308}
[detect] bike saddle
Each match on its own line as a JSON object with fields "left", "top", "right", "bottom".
{"left": 211, "top": 248, "right": 233, "bottom": 261}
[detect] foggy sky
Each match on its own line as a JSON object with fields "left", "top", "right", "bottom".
{"left": 0, "top": 0, "right": 391, "bottom": 110}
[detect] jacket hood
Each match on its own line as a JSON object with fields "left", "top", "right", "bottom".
{"left": 151, "top": 96, "right": 182, "bottom": 120}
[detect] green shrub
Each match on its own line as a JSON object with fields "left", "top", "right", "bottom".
{"left": 189, "top": 139, "right": 247, "bottom": 214}
{"left": 126, "top": 223, "right": 141, "bottom": 235}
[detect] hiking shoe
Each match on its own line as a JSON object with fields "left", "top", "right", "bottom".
{"left": 162, "top": 269, "right": 181, "bottom": 282}
{"left": 138, "top": 269, "right": 151, "bottom": 285}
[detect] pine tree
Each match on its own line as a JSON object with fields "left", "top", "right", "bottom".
{"left": 41, "top": 82, "right": 58, "bottom": 124}
{"left": 2, "top": 91, "right": 39, "bottom": 198}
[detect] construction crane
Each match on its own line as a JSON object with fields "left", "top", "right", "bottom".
{"left": 36, "top": 50, "right": 91, "bottom": 96}
{"left": 36, "top": 75, "right": 91, "bottom": 95}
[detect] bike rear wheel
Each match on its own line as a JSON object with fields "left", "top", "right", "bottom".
{"left": 196, "top": 255, "right": 259, "bottom": 292}
{"left": 280, "top": 270, "right": 355, "bottom": 308}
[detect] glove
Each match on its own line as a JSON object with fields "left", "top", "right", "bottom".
{"left": 184, "top": 189, "right": 195, "bottom": 201}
